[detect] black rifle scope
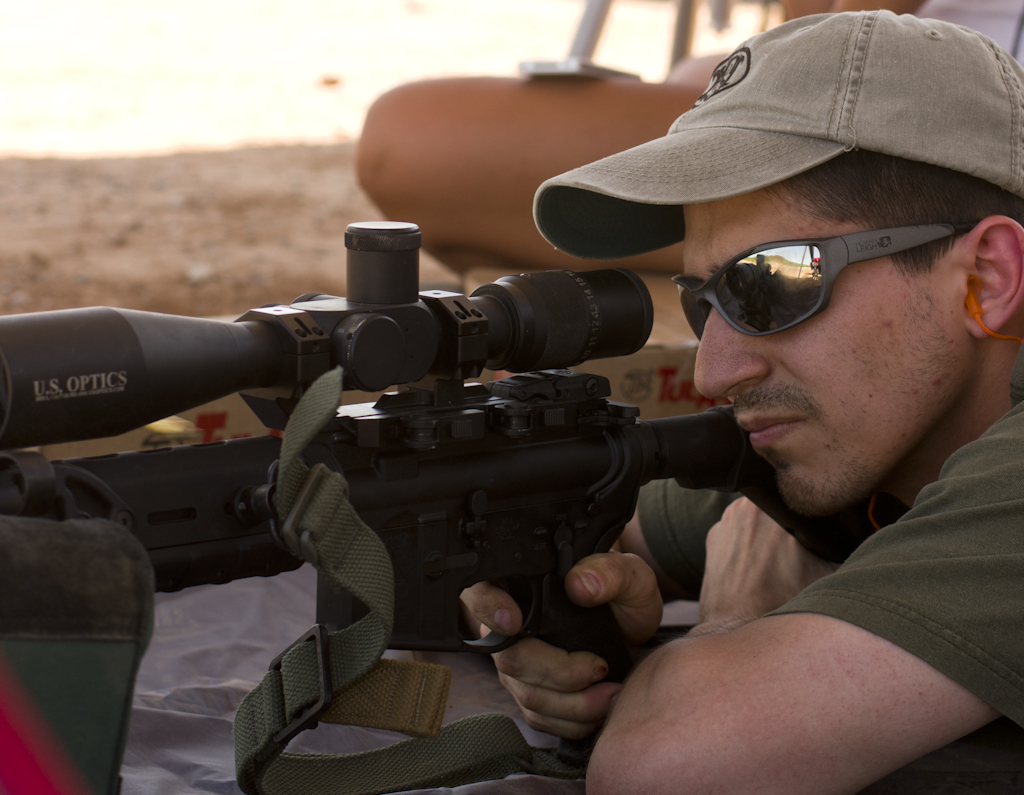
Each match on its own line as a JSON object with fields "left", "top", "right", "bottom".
{"left": 0, "top": 222, "right": 653, "bottom": 449}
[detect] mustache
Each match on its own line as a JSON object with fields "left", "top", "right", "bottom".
{"left": 732, "top": 384, "right": 823, "bottom": 421}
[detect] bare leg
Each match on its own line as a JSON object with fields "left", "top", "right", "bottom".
{"left": 355, "top": 0, "right": 880, "bottom": 276}
{"left": 356, "top": 77, "right": 702, "bottom": 274}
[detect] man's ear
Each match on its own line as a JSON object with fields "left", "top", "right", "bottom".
{"left": 959, "top": 216, "right": 1024, "bottom": 340}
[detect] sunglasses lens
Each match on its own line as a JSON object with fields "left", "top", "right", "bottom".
{"left": 715, "top": 245, "right": 823, "bottom": 333}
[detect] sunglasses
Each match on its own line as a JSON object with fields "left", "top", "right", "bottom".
{"left": 673, "top": 223, "right": 977, "bottom": 338}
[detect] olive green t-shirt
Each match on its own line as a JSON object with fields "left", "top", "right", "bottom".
{"left": 638, "top": 348, "right": 1024, "bottom": 736}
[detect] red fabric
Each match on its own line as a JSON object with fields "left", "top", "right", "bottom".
{"left": 0, "top": 651, "right": 90, "bottom": 795}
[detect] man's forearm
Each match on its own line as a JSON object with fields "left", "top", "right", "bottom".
{"left": 587, "top": 613, "right": 998, "bottom": 795}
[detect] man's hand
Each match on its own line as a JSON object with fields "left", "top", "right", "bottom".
{"left": 460, "top": 551, "right": 663, "bottom": 739}
{"left": 696, "top": 497, "right": 838, "bottom": 632}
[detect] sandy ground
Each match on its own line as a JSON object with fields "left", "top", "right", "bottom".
{"left": 0, "top": 142, "right": 464, "bottom": 318}
{"left": 0, "top": 0, "right": 765, "bottom": 317}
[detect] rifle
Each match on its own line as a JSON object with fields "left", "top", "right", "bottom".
{"left": 0, "top": 222, "right": 883, "bottom": 695}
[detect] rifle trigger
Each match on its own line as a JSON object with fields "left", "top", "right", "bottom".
{"left": 554, "top": 522, "right": 573, "bottom": 578}
{"left": 462, "top": 631, "right": 518, "bottom": 653}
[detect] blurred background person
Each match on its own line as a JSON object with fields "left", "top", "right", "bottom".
{"left": 357, "top": 0, "right": 1022, "bottom": 276}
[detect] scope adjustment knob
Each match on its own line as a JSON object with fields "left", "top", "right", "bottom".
{"left": 335, "top": 313, "right": 406, "bottom": 392}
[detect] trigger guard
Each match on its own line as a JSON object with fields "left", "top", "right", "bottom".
{"left": 462, "top": 632, "right": 519, "bottom": 653}
{"left": 461, "top": 577, "right": 541, "bottom": 654}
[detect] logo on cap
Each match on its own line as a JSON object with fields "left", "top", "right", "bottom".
{"left": 693, "top": 47, "right": 751, "bottom": 108}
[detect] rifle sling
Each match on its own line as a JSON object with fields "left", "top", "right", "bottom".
{"left": 233, "top": 368, "right": 586, "bottom": 795}
{"left": 320, "top": 657, "right": 451, "bottom": 738}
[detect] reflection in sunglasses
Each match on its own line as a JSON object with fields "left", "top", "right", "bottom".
{"left": 717, "top": 245, "right": 821, "bottom": 333}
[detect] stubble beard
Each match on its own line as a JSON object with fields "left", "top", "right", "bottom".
{"left": 761, "top": 446, "right": 878, "bottom": 517}
{"left": 733, "top": 384, "right": 878, "bottom": 517}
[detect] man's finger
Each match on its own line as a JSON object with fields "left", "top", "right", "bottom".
{"left": 493, "top": 636, "right": 609, "bottom": 691}
{"left": 499, "top": 676, "right": 623, "bottom": 739}
{"left": 515, "top": 706, "right": 604, "bottom": 741}
{"left": 460, "top": 580, "right": 523, "bottom": 636}
{"left": 564, "top": 552, "right": 663, "bottom": 645}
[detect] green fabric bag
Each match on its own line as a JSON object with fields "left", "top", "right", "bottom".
{"left": 0, "top": 515, "right": 154, "bottom": 795}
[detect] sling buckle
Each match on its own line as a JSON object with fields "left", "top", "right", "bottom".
{"left": 278, "top": 463, "right": 331, "bottom": 565}
{"left": 270, "top": 623, "right": 333, "bottom": 746}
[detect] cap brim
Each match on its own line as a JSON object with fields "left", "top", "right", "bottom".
{"left": 534, "top": 127, "right": 846, "bottom": 260}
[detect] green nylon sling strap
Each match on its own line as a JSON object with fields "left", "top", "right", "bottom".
{"left": 233, "top": 368, "right": 586, "bottom": 795}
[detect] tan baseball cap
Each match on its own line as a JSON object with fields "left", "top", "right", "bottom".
{"left": 534, "top": 10, "right": 1024, "bottom": 260}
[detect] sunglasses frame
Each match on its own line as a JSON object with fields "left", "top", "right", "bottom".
{"left": 673, "top": 223, "right": 977, "bottom": 338}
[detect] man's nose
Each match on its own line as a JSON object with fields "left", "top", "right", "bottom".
{"left": 693, "top": 310, "right": 771, "bottom": 400}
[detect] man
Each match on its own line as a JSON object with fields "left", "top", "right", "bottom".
{"left": 463, "top": 11, "right": 1024, "bottom": 792}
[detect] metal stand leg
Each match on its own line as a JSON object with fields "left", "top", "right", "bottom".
{"left": 670, "top": 0, "right": 698, "bottom": 69}
{"left": 519, "top": 0, "right": 641, "bottom": 80}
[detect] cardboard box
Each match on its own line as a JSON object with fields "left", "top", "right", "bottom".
{"left": 37, "top": 387, "right": 394, "bottom": 460}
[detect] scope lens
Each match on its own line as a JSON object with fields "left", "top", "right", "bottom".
{"left": 470, "top": 268, "right": 653, "bottom": 373}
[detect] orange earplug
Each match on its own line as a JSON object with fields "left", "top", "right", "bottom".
{"left": 966, "top": 277, "right": 1023, "bottom": 342}
{"left": 966, "top": 277, "right": 984, "bottom": 318}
